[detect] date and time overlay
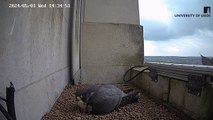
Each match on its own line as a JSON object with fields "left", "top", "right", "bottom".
{"left": 9, "top": 3, "right": 71, "bottom": 8}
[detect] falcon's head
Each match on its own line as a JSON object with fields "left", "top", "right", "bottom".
{"left": 76, "top": 96, "right": 92, "bottom": 113}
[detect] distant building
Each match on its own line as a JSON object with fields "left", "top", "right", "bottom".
{"left": 201, "top": 55, "right": 213, "bottom": 65}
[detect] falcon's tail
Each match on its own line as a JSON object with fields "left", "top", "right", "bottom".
{"left": 119, "top": 91, "right": 140, "bottom": 107}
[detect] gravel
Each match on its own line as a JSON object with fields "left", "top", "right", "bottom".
{"left": 41, "top": 84, "right": 185, "bottom": 120}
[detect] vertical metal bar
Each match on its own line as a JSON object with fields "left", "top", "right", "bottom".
{"left": 0, "top": 104, "right": 14, "bottom": 120}
{"left": 6, "top": 82, "right": 16, "bottom": 120}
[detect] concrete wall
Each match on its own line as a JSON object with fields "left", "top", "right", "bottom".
{"left": 81, "top": 0, "right": 143, "bottom": 84}
{"left": 84, "top": 0, "right": 140, "bottom": 25}
{"left": 131, "top": 72, "right": 213, "bottom": 120}
{"left": 0, "top": 0, "right": 72, "bottom": 119}
{"left": 81, "top": 23, "right": 143, "bottom": 84}
{"left": 71, "top": 0, "right": 83, "bottom": 84}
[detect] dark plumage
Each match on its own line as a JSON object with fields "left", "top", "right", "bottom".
{"left": 75, "top": 84, "right": 140, "bottom": 114}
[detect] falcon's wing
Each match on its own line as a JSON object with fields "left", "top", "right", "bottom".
{"left": 87, "top": 85, "right": 123, "bottom": 114}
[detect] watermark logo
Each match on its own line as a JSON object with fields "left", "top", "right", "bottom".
{"left": 174, "top": 6, "right": 211, "bottom": 18}
{"left": 204, "top": 6, "right": 211, "bottom": 14}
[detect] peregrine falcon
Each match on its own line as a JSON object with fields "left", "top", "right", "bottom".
{"left": 75, "top": 84, "right": 140, "bottom": 114}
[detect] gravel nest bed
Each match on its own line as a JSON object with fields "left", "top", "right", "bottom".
{"left": 41, "top": 84, "right": 184, "bottom": 120}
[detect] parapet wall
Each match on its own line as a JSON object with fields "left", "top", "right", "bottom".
{"left": 131, "top": 63, "right": 213, "bottom": 120}
{"left": 81, "top": 23, "right": 144, "bottom": 84}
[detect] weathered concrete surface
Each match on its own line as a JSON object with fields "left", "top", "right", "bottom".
{"left": 71, "top": 0, "right": 83, "bottom": 84}
{"left": 84, "top": 0, "right": 140, "bottom": 25}
{"left": 0, "top": 0, "right": 72, "bottom": 119}
{"left": 133, "top": 74, "right": 170, "bottom": 101}
{"left": 81, "top": 66, "right": 131, "bottom": 84}
{"left": 81, "top": 23, "right": 143, "bottom": 84}
{"left": 131, "top": 72, "right": 213, "bottom": 120}
{"left": 169, "top": 79, "right": 213, "bottom": 120}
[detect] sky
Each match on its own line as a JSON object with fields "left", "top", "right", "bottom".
{"left": 139, "top": 0, "right": 213, "bottom": 56}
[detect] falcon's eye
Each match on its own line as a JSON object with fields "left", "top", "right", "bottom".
{"left": 81, "top": 97, "right": 87, "bottom": 102}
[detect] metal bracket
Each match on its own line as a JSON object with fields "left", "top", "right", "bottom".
{"left": 0, "top": 82, "right": 16, "bottom": 120}
{"left": 186, "top": 75, "right": 206, "bottom": 96}
{"left": 149, "top": 69, "right": 158, "bottom": 82}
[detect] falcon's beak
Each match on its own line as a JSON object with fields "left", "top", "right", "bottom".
{"left": 77, "top": 96, "right": 81, "bottom": 101}
{"left": 76, "top": 95, "right": 83, "bottom": 101}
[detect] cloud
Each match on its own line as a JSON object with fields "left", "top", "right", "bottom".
{"left": 144, "top": 41, "right": 156, "bottom": 55}
{"left": 144, "top": 29, "right": 213, "bottom": 56}
{"left": 139, "top": 0, "right": 172, "bottom": 24}
{"left": 140, "top": 0, "right": 213, "bottom": 41}
{"left": 163, "top": 46, "right": 180, "bottom": 53}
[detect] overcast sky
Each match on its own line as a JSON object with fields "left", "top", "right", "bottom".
{"left": 139, "top": 0, "right": 213, "bottom": 56}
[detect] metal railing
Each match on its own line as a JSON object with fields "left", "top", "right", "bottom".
{"left": 0, "top": 82, "right": 16, "bottom": 120}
